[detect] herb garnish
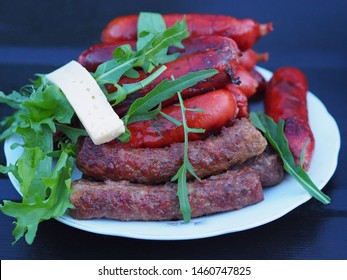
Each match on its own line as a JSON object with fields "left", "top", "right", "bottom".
{"left": 250, "top": 112, "right": 331, "bottom": 204}
{"left": 93, "top": 11, "right": 188, "bottom": 106}
{"left": 170, "top": 91, "right": 205, "bottom": 222}
{"left": 0, "top": 81, "right": 76, "bottom": 244}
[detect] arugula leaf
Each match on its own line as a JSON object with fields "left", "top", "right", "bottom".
{"left": 106, "top": 65, "right": 167, "bottom": 106}
{"left": 136, "top": 12, "right": 185, "bottom": 72}
{"left": 250, "top": 112, "right": 331, "bottom": 204}
{"left": 137, "top": 12, "right": 167, "bottom": 51}
{"left": 93, "top": 13, "right": 188, "bottom": 85}
{"left": 123, "top": 69, "right": 218, "bottom": 126}
{"left": 171, "top": 92, "right": 205, "bottom": 222}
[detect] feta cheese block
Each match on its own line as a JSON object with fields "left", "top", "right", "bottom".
{"left": 46, "top": 60, "right": 125, "bottom": 145}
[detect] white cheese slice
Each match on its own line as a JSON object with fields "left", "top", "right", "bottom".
{"left": 46, "top": 60, "right": 125, "bottom": 145}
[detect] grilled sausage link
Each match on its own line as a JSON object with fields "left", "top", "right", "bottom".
{"left": 70, "top": 167, "right": 263, "bottom": 221}
{"left": 78, "top": 35, "right": 241, "bottom": 73}
{"left": 265, "top": 67, "right": 314, "bottom": 170}
{"left": 239, "top": 49, "right": 269, "bottom": 70}
{"left": 125, "top": 89, "right": 237, "bottom": 148}
{"left": 106, "top": 46, "right": 240, "bottom": 106}
{"left": 101, "top": 14, "right": 273, "bottom": 51}
{"left": 76, "top": 118, "right": 267, "bottom": 184}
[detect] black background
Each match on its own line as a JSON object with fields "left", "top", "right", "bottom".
{"left": 0, "top": 0, "right": 346, "bottom": 259}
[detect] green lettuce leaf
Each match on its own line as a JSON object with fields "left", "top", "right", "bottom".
{"left": 1, "top": 148, "right": 74, "bottom": 244}
{"left": 0, "top": 81, "right": 76, "bottom": 244}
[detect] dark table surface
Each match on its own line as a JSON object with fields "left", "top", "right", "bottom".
{"left": 0, "top": 0, "right": 346, "bottom": 260}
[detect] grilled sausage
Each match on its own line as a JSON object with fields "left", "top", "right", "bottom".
{"left": 70, "top": 167, "right": 263, "bottom": 221}
{"left": 233, "top": 65, "right": 259, "bottom": 98}
{"left": 126, "top": 89, "right": 237, "bottom": 148}
{"left": 265, "top": 67, "right": 314, "bottom": 170}
{"left": 78, "top": 41, "right": 136, "bottom": 72}
{"left": 76, "top": 118, "right": 267, "bottom": 184}
{"left": 101, "top": 14, "right": 273, "bottom": 51}
{"left": 78, "top": 36, "right": 241, "bottom": 73}
{"left": 224, "top": 83, "right": 249, "bottom": 118}
{"left": 239, "top": 49, "right": 269, "bottom": 71}
{"left": 107, "top": 46, "right": 239, "bottom": 107}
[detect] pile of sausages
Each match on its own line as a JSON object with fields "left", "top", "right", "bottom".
{"left": 78, "top": 14, "right": 272, "bottom": 146}
{"left": 70, "top": 13, "right": 315, "bottom": 221}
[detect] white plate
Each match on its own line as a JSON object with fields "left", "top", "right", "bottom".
{"left": 4, "top": 67, "right": 341, "bottom": 240}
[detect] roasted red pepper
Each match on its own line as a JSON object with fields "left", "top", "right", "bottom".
{"left": 123, "top": 89, "right": 237, "bottom": 148}
{"left": 265, "top": 67, "right": 314, "bottom": 170}
{"left": 101, "top": 14, "right": 273, "bottom": 51}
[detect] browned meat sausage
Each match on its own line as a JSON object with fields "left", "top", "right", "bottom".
{"left": 69, "top": 167, "right": 263, "bottom": 221}
{"left": 76, "top": 118, "right": 267, "bottom": 184}
{"left": 231, "top": 146, "right": 284, "bottom": 187}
